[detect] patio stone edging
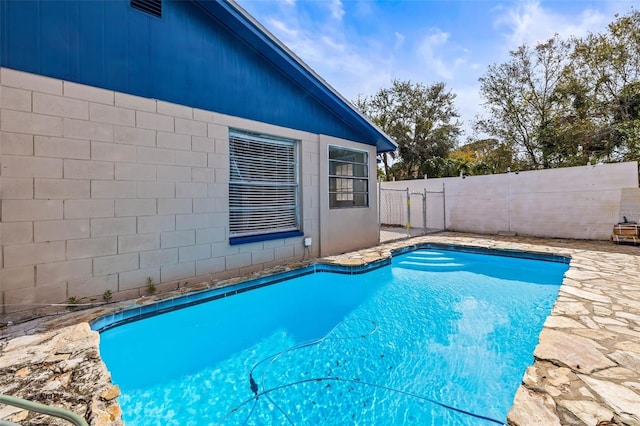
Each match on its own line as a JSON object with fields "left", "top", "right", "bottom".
{"left": 1, "top": 232, "right": 639, "bottom": 425}
{"left": 0, "top": 323, "right": 122, "bottom": 425}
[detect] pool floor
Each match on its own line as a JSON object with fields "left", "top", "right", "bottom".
{"left": 99, "top": 248, "right": 568, "bottom": 425}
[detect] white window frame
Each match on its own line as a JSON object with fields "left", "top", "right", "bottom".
{"left": 328, "top": 145, "right": 369, "bottom": 209}
{"left": 229, "top": 130, "right": 300, "bottom": 243}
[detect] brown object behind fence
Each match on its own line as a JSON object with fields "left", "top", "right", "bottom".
{"left": 612, "top": 224, "right": 639, "bottom": 245}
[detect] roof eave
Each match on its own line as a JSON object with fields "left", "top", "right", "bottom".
{"left": 193, "top": 0, "right": 397, "bottom": 153}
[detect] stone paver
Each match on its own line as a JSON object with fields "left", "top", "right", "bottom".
{"left": 0, "top": 323, "right": 121, "bottom": 425}
{"left": 1, "top": 232, "right": 639, "bottom": 425}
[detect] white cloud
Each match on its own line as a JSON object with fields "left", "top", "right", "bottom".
{"left": 320, "top": 35, "right": 346, "bottom": 54}
{"left": 394, "top": 32, "right": 406, "bottom": 50}
{"left": 452, "top": 83, "right": 485, "bottom": 140}
{"left": 417, "top": 28, "right": 469, "bottom": 81}
{"left": 237, "top": 0, "right": 635, "bottom": 144}
{"left": 417, "top": 28, "right": 451, "bottom": 80}
{"left": 327, "top": 0, "right": 345, "bottom": 21}
{"left": 493, "top": 1, "right": 608, "bottom": 49}
{"left": 267, "top": 18, "right": 299, "bottom": 40}
{"left": 262, "top": 13, "right": 392, "bottom": 102}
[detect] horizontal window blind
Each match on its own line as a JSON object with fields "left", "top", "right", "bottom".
{"left": 229, "top": 131, "right": 299, "bottom": 238}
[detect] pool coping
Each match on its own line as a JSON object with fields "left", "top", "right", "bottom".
{"left": 90, "top": 242, "right": 570, "bottom": 333}
{"left": 1, "top": 232, "right": 640, "bottom": 425}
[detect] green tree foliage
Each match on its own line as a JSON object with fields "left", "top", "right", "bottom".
{"left": 475, "top": 35, "right": 572, "bottom": 169}
{"left": 355, "top": 80, "right": 462, "bottom": 180}
{"left": 450, "top": 138, "right": 517, "bottom": 175}
{"left": 568, "top": 9, "right": 640, "bottom": 163}
{"left": 357, "top": 9, "right": 639, "bottom": 178}
{"left": 476, "top": 9, "right": 640, "bottom": 171}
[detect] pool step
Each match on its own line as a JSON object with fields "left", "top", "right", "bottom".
{"left": 399, "top": 260, "right": 463, "bottom": 268}
{"left": 405, "top": 256, "right": 454, "bottom": 262}
{"left": 397, "top": 251, "right": 465, "bottom": 270}
{"left": 397, "top": 260, "right": 465, "bottom": 271}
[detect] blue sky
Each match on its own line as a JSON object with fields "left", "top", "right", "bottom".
{"left": 236, "top": 0, "right": 636, "bottom": 141}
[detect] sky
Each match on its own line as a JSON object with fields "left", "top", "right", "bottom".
{"left": 235, "top": 0, "right": 636, "bottom": 142}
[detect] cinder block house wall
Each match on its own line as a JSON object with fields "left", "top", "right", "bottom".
{"left": 0, "top": 68, "right": 326, "bottom": 313}
{"left": 318, "top": 135, "right": 379, "bottom": 256}
{"left": 0, "top": 0, "right": 396, "bottom": 314}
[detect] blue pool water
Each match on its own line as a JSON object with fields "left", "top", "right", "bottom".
{"left": 98, "top": 248, "right": 568, "bottom": 425}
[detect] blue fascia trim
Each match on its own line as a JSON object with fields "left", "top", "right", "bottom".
{"left": 229, "top": 230, "right": 304, "bottom": 246}
{"left": 196, "top": 0, "right": 397, "bottom": 154}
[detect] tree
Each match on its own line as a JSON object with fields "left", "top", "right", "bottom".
{"left": 355, "top": 80, "right": 462, "bottom": 180}
{"left": 568, "top": 9, "right": 640, "bottom": 163}
{"left": 450, "top": 138, "right": 517, "bottom": 175}
{"left": 475, "top": 35, "right": 572, "bottom": 169}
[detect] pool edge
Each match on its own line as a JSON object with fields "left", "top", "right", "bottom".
{"left": 5, "top": 233, "right": 637, "bottom": 426}
{"left": 91, "top": 242, "right": 569, "bottom": 334}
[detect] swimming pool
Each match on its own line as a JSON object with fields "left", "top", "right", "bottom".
{"left": 97, "top": 246, "right": 569, "bottom": 425}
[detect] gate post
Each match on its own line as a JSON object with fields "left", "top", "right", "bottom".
{"left": 423, "top": 188, "right": 427, "bottom": 235}
{"left": 377, "top": 179, "right": 381, "bottom": 244}
{"left": 406, "top": 187, "right": 411, "bottom": 237}
{"left": 442, "top": 182, "right": 446, "bottom": 230}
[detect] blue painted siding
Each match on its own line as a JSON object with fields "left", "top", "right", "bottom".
{"left": 0, "top": 0, "right": 369, "bottom": 144}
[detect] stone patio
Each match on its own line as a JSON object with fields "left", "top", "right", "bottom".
{"left": 1, "top": 232, "right": 640, "bottom": 425}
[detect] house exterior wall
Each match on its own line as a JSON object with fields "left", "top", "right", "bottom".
{"left": 0, "top": 0, "right": 372, "bottom": 146}
{"left": 318, "top": 135, "right": 379, "bottom": 256}
{"left": 0, "top": 67, "right": 372, "bottom": 314}
{"left": 380, "top": 162, "right": 639, "bottom": 240}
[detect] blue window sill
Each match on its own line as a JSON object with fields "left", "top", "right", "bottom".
{"left": 230, "top": 230, "right": 304, "bottom": 245}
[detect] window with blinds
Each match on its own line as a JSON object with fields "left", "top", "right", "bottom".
{"left": 329, "top": 146, "right": 369, "bottom": 208}
{"left": 229, "top": 130, "right": 300, "bottom": 242}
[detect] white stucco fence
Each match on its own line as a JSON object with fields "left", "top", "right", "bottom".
{"left": 380, "top": 162, "right": 640, "bottom": 240}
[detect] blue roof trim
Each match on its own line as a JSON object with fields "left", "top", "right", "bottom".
{"left": 195, "top": 0, "right": 397, "bottom": 153}
{"left": 0, "top": 0, "right": 396, "bottom": 153}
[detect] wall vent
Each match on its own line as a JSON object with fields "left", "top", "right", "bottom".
{"left": 131, "top": 0, "right": 162, "bottom": 18}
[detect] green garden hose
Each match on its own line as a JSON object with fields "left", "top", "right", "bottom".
{"left": 0, "top": 394, "right": 88, "bottom": 426}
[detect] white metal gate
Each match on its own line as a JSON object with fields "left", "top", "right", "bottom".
{"left": 379, "top": 184, "right": 446, "bottom": 238}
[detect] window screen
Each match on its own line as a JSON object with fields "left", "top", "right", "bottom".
{"left": 229, "top": 130, "right": 299, "bottom": 239}
{"left": 329, "top": 146, "right": 369, "bottom": 208}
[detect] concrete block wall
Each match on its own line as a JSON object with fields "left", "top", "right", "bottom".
{"left": 0, "top": 68, "right": 322, "bottom": 314}
{"left": 620, "top": 188, "right": 640, "bottom": 223}
{"left": 318, "top": 135, "right": 379, "bottom": 256}
{"left": 381, "top": 162, "right": 639, "bottom": 240}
